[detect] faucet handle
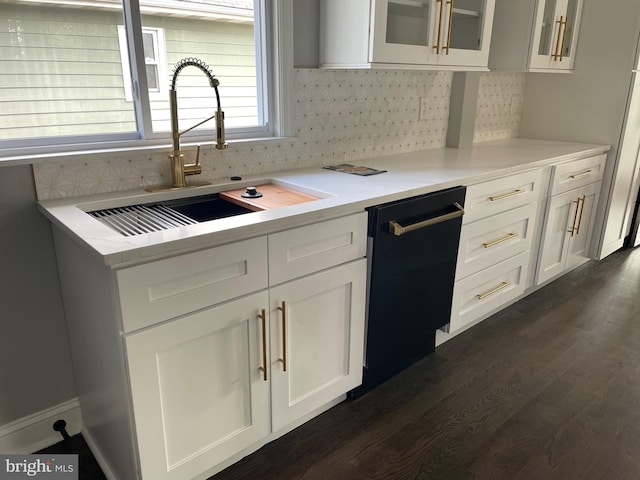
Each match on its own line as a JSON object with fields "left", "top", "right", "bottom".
{"left": 184, "top": 145, "right": 202, "bottom": 176}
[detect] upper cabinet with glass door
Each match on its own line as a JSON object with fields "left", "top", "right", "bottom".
{"left": 489, "top": 0, "right": 584, "bottom": 72}
{"left": 320, "top": 0, "right": 496, "bottom": 70}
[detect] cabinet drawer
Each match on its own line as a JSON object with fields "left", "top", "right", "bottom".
{"left": 117, "top": 236, "right": 268, "bottom": 332}
{"left": 464, "top": 169, "right": 543, "bottom": 223}
{"left": 268, "top": 212, "right": 367, "bottom": 285}
{"left": 449, "top": 251, "right": 529, "bottom": 334}
{"left": 549, "top": 154, "right": 606, "bottom": 195}
{"left": 456, "top": 203, "right": 537, "bottom": 280}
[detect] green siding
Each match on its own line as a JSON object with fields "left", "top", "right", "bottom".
{"left": 0, "top": 3, "right": 259, "bottom": 140}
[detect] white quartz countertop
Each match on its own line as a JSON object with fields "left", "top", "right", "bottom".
{"left": 38, "top": 138, "right": 610, "bottom": 267}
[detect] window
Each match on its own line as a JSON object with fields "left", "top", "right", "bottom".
{"left": 0, "top": 0, "right": 292, "bottom": 158}
{"left": 117, "top": 26, "right": 168, "bottom": 102}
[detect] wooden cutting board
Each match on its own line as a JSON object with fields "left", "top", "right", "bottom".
{"left": 220, "top": 184, "right": 319, "bottom": 211}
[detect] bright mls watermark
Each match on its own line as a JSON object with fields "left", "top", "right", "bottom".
{"left": 0, "top": 455, "right": 77, "bottom": 479}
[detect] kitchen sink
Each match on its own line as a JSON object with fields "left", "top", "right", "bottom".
{"left": 161, "top": 194, "right": 254, "bottom": 222}
{"left": 88, "top": 193, "right": 254, "bottom": 236}
{"left": 87, "top": 180, "right": 327, "bottom": 237}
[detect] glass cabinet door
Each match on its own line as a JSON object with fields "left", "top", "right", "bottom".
{"left": 448, "top": 0, "right": 485, "bottom": 51}
{"left": 385, "top": 0, "right": 433, "bottom": 47}
{"left": 561, "top": 0, "right": 580, "bottom": 63}
{"left": 441, "top": 0, "right": 494, "bottom": 67}
{"left": 530, "top": 0, "right": 582, "bottom": 70}
{"left": 369, "top": 0, "right": 494, "bottom": 67}
{"left": 536, "top": 0, "right": 559, "bottom": 58}
{"left": 369, "top": 0, "right": 440, "bottom": 65}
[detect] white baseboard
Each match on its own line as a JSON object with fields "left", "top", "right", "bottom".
{"left": 81, "top": 428, "right": 118, "bottom": 480}
{"left": 0, "top": 398, "right": 82, "bottom": 454}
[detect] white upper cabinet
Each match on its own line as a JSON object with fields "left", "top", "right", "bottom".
{"left": 320, "top": 0, "right": 496, "bottom": 70}
{"left": 489, "top": 0, "right": 583, "bottom": 72}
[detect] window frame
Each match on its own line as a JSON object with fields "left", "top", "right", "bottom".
{"left": 0, "top": 0, "right": 294, "bottom": 163}
{"left": 117, "top": 25, "right": 168, "bottom": 103}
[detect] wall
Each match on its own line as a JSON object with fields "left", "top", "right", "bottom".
{"left": 0, "top": 0, "right": 526, "bottom": 446}
{"left": 0, "top": 166, "right": 77, "bottom": 425}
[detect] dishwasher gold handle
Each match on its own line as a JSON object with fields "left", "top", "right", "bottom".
{"left": 389, "top": 202, "right": 464, "bottom": 236}
{"left": 277, "top": 301, "right": 287, "bottom": 372}
{"left": 257, "top": 308, "right": 268, "bottom": 381}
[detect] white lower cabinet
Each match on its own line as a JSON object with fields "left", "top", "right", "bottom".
{"left": 121, "top": 213, "right": 368, "bottom": 480}
{"left": 536, "top": 181, "right": 601, "bottom": 284}
{"left": 125, "top": 292, "right": 271, "bottom": 480}
{"left": 450, "top": 252, "right": 529, "bottom": 331}
{"left": 446, "top": 169, "right": 542, "bottom": 334}
{"left": 269, "top": 260, "right": 366, "bottom": 431}
{"left": 126, "top": 259, "right": 366, "bottom": 480}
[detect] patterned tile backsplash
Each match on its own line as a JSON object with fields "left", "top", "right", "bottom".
{"left": 33, "top": 70, "right": 526, "bottom": 200}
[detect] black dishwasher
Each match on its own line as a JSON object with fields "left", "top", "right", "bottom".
{"left": 350, "top": 186, "right": 466, "bottom": 397}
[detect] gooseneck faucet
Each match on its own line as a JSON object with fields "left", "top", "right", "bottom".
{"left": 168, "top": 57, "right": 228, "bottom": 188}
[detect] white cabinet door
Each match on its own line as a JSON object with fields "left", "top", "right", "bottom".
{"left": 536, "top": 189, "right": 576, "bottom": 284}
{"left": 269, "top": 260, "right": 366, "bottom": 432}
{"left": 125, "top": 292, "right": 271, "bottom": 480}
{"left": 439, "top": 0, "right": 495, "bottom": 67}
{"left": 537, "top": 181, "right": 601, "bottom": 284}
{"left": 566, "top": 181, "right": 601, "bottom": 270}
{"left": 369, "top": 0, "right": 441, "bottom": 65}
{"left": 529, "top": 0, "right": 583, "bottom": 71}
{"left": 370, "top": 0, "right": 494, "bottom": 67}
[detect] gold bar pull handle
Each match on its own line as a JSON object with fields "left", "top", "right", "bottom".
{"left": 552, "top": 16, "right": 564, "bottom": 61}
{"left": 389, "top": 202, "right": 464, "bottom": 236}
{"left": 433, "top": 0, "right": 444, "bottom": 54}
{"left": 257, "top": 308, "right": 268, "bottom": 381}
{"left": 569, "top": 169, "right": 594, "bottom": 179}
{"left": 559, "top": 16, "right": 568, "bottom": 61}
{"left": 277, "top": 301, "right": 287, "bottom": 372}
{"left": 488, "top": 189, "right": 525, "bottom": 202}
{"left": 476, "top": 281, "right": 511, "bottom": 300}
{"left": 483, "top": 232, "right": 519, "bottom": 249}
{"left": 575, "top": 195, "right": 586, "bottom": 235}
{"left": 568, "top": 198, "right": 580, "bottom": 237}
{"left": 444, "top": 0, "right": 454, "bottom": 54}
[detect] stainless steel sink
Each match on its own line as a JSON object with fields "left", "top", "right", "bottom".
{"left": 88, "top": 193, "right": 253, "bottom": 236}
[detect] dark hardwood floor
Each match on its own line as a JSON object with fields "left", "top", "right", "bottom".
{"left": 42, "top": 246, "right": 640, "bottom": 479}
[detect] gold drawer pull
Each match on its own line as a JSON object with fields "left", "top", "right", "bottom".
{"left": 569, "top": 169, "right": 594, "bottom": 179}
{"left": 389, "top": 202, "right": 464, "bottom": 236}
{"left": 488, "top": 189, "right": 524, "bottom": 201}
{"left": 575, "top": 195, "right": 586, "bottom": 234}
{"left": 444, "top": 0, "right": 454, "bottom": 54}
{"left": 257, "top": 308, "right": 268, "bottom": 381}
{"left": 476, "top": 281, "right": 511, "bottom": 300}
{"left": 277, "top": 301, "right": 287, "bottom": 372}
{"left": 559, "top": 16, "right": 568, "bottom": 61}
{"left": 552, "top": 16, "right": 564, "bottom": 61}
{"left": 433, "top": 0, "right": 444, "bottom": 54}
{"left": 483, "top": 232, "right": 519, "bottom": 248}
